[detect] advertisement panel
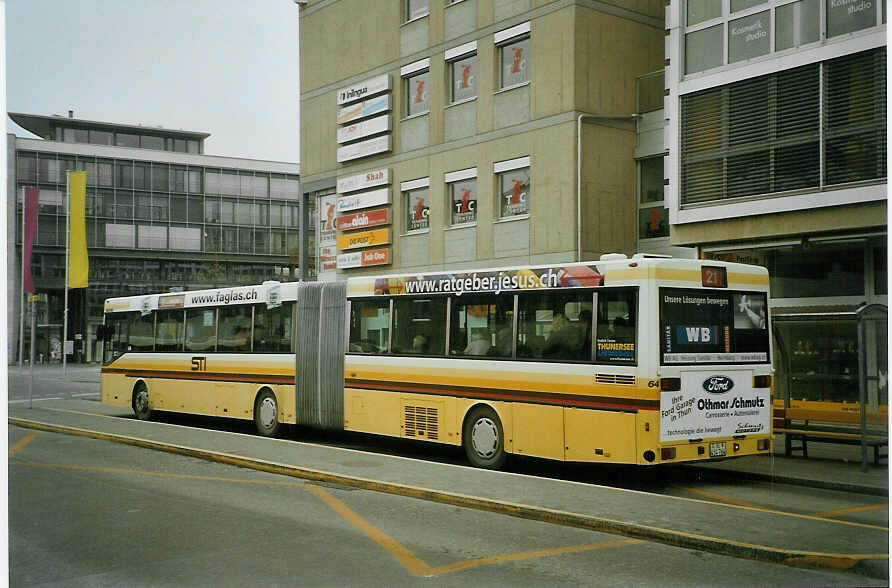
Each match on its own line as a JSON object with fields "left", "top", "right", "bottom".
{"left": 337, "top": 188, "right": 391, "bottom": 213}
{"left": 338, "top": 228, "right": 391, "bottom": 251}
{"left": 337, "top": 247, "right": 391, "bottom": 269}
{"left": 318, "top": 193, "right": 338, "bottom": 247}
{"left": 660, "top": 371, "right": 770, "bottom": 442}
{"left": 336, "top": 208, "right": 390, "bottom": 231}
{"left": 337, "top": 115, "right": 391, "bottom": 144}
{"left": 337, "top": 135, "right": 391, "bottom": 163}
{"left": 337, "top": 74, "right": 390, "bottom": 106}
{"left": 337, "top": 95, "right": 392, "bottom": 125}
{"left": 350, "top": 263, "right": 605, "bottom": 297}
{"left": 337, "top": 168, "right": 390, "bottom": 194}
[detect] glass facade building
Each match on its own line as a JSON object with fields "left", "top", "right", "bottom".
{"left": 7, "top": 113, "right": 303, "bottom": 364}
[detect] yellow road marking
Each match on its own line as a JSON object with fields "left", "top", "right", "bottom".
{"left": 10, "top": 461, "right": 304, "bottom": 488}
{"left": 674, "top": 486, "right": 888, "bottom": 532}
{"left": 811, "top": 504, "right": 889, "bottom": 519}
{"left": 679, "top": 486, "right": 761, "bottom": 509}
{"left": 305, "top": 483, "right": 641, "bottom": 577}
{"left": 429, "top": 539, "right": 643, "bottom": 575}
{"left": 9, "top": 432, "right": 37, "bottom": 457}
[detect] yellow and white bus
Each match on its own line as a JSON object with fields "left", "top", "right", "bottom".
{"left": 100, "top": 254, "right": 773, "bottom": 468}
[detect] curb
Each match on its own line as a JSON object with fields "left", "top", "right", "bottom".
{"left": 9, "top": 416, "right": 888, "bottom": 578}
{"left": 684, "top": 466, "right": 889, "bottom": 497}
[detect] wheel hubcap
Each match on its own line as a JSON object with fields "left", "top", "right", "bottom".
{"left": 135, "top": 390, "right": 148, "bottom": 413}
{"left": 471, "top": 418, "right": 498, "bottom": 458}
{"left": 259, "top": 397, "right": 277, "bottom": 429}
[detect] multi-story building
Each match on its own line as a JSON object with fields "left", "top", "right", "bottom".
{"left": 7, "top": 112, "right": 304, "bottom": 364}
{"left": 663, "top": 2, "right": 886, "bottom": 409}
{"left": 298, "top": 0, "right": 666, "bottom": 280}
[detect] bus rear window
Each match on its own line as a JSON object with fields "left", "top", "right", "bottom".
{"left": 660, "top": 288, "right": 768, "bottom": 365}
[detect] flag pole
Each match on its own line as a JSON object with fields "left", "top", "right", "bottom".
{"left": 63, "top": 172, "right": 70, "bottom": 377}
{"left": 18, "top": 187, "right": 26, "bottom": 369}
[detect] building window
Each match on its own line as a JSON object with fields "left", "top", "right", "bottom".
{"left": 446, "top": 42, "right": 477, "bottom": 103}
{"left": 684, "top": 0, "right": 883, "bottom": 76}
{"left": 685, "top": 25, "right": 723, "bottom": 74}
{"left": 494, "top": 158, "right": 530, "bottom": 218}
{"left": 499, "top": 35, "right": 530, "bottom": 89}
{"left": 776, "top": 0, "right": 820, "bottom": 51}
{"left": 728, "top": 11, "right": 770, "bottom": 63}
{"left": 680, "top": 49, "right": 887, "bottom": 206}
{"left": 638, "top": 156, "right": 667, "bottom": 239}
{"left": 405, "top": 68, "right": 430, "bottom": 117}
{"left": 405, "top": 0, "right": 428, "bottom": 22}
{"left": 447, "top": 168, "right": 477, "bottom": 225}
{"left": 687, "top": 0, "right": 722, "bottom": 26}
{"left": 115, "top": 133, "right": 139, "bottom": 148}
{"left": 827, "top": 0, "right": 878, "bottom": 37}
{"left": 402, "top": 178, "right": 430, "bottom": 232}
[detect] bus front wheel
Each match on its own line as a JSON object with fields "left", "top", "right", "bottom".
{"left": 132, "top": 382, "right": 152, "bottom": 421}
{"left": 254, "top": 389, "right": 280, "bottom": 437}
{"left": 463, "top": 406, "right": 506, "bottom": 469}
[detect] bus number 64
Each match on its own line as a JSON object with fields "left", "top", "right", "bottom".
{"left": 191, "top": 356, "right": 207, "bottom": 371}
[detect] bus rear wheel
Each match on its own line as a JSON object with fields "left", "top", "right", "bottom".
{"left": 254, "top": 389, "right": 280, "bottom": 437}
{"left": 132, "top": 382, "right": 152, "bottom": 421}
{"left": 463, "top": 406, "right": 506, "bottom": 469}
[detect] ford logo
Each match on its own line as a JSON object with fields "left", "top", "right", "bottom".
{"left": 703, "top": 376, "right": 734, "bottom": 394}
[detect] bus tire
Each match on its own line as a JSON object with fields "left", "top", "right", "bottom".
{"left": 463, "top": 406, "right": 506, "bottom": 470}
{"left": 254, "top": 389, "right": 280, "bottom": 437}
{"left": 132, "top": 382, "right": 152, "bottom": 421}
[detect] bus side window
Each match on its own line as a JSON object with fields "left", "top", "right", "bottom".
{"left": 186, "top": 308, "right": 217, "bottom": 352}
{"left": 349, "top": 299, "right": 390, "bottom": 354}
{"left": 595, "top": 289, "right": 637, "bottom": 365}
{"left": 254, "top": 302, "right": 292, "bottom": 353}
{"left": 156, "top": 309, "right": 185, "bottom": 352}
{"left": 392, "top": 297, "right": 447, "bottom": 356}
{"left": 219, "top": 306, "right": 252, "bottom": 353}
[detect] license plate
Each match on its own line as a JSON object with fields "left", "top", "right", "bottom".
{"left": 709, "top": 442, "right": 726, "bottom": 457}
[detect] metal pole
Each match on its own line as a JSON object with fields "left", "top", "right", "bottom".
{"left": 63, "top": 172, "right": 70, "bottom": 377}
{"left": 18, "top": 186, "right": 26, "bottom": 368}
{"left": 857, "top": 314, "right": 868, "bottom": 472}
{"left": 29, "top": 297, "right": 36, "bottom": 409}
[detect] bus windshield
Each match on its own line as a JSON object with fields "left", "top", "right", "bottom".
{"left": 659, "top": 287, "right": 769, "bottom": 365}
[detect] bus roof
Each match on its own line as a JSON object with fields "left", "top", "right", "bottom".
{"left": 103, "top": 281, "right": 299, "bottom": 314}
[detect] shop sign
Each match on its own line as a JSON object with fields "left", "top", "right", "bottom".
{"left": 337, "top": 135, "right": 391, "bottom": 163}
{"left": 337, "top": 168, "right": 390, "bottom": 194}
{"left": 336, "top": 207, "right": 390, "bottom": 231}
{"left": 319, "top": 245, "right": 337, "bottom": 272}
{"left": 337, "top": 115, "right": 391, "bottom": 144}
{"left": 337, "top": 247, "right": 391, "bottom": 269}
{"left": 337, "top": 187, "right": 390, "bottom": 213}
{"left": 337, "top": 94, "right": 391, "bottom": 125}
{"left": 337, "top": 74, "right": 390, "bottom": 106}
{"left": 338, "top": 228, "right": 391, "bottom": 251}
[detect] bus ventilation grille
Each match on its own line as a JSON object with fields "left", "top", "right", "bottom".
{"left": 404, "top": 406, "right": 439, "bottom": 440}
{"left": 595, "top": 374, "right": 636, "bottom": 386}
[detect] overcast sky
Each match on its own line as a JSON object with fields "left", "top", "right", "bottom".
{"left": 5, "top": 0, "right": 300, "bottom": 163}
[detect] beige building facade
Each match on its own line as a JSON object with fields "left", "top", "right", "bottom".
{"left": 299, "top": 0, "right": 664, "bottom": 279}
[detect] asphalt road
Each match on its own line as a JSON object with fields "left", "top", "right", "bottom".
{"left": 9, "top": 425, "right": 880, "bottom": 587}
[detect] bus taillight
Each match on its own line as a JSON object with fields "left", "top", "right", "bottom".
{"left": 753, "top": 375, "right": 771, "bottom": 388}
{"left": 660, "top": 378, "right": 681, "bottom": 392}
{"left": 660, "top": 447, "right": 676, "bottom": 460}
{"left": 757, "top": 439, "right": 770, "bottom": 451}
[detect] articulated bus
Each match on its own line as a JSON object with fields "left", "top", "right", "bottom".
{"left": 100, "top": 254, "right": 774, "bottom": 468}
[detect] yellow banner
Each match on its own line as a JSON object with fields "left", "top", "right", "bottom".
{"left": 338, "top": 228, "right": 391, "bottom": 251}
{"left": 68, "top": 171, "right": 89, "bottom": 288}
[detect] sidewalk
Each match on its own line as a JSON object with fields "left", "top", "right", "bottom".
{"left": 6, "top": 363, "right": 887, "bottom": 494}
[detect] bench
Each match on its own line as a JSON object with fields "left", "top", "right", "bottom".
{"left": 776, "top": 426, "right": 888, "bottom": 466}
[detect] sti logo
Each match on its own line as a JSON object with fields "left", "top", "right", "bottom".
{"left": 676, "top": 325, "right": 718, "bottom": 345}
